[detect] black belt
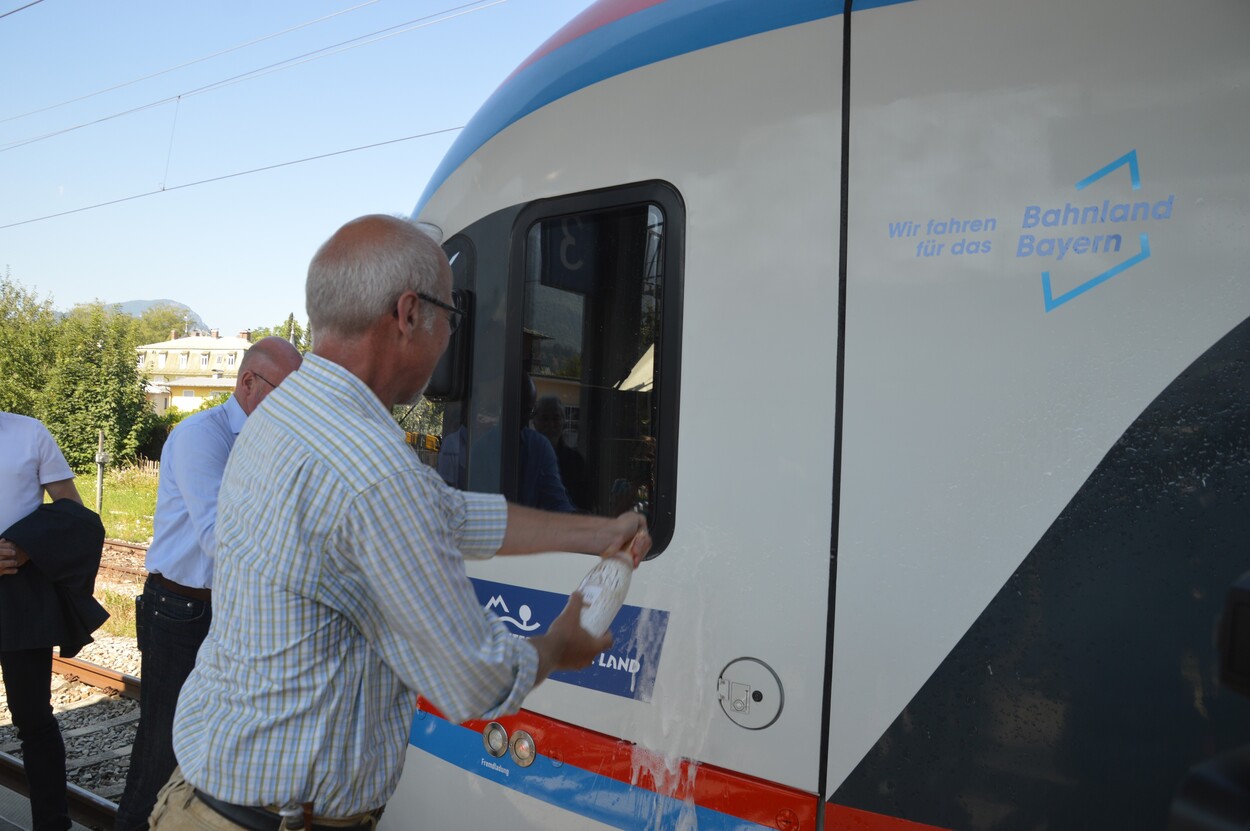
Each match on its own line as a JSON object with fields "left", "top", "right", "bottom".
{"left": 149, "top": 572, "right": 211, "bottom": 602}
{"left": 193, "top": 790, "right": 382, "bottom": 831}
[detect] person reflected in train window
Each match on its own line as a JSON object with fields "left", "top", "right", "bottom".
{"left": 114, "top": 336, "right": 302, "bottom": 831}
{"left": 435, "top": 403, "right": 496, "bottom": 491}
{"left": 533, "top": 395, "right": 591, "bottom": 512}
{"left": 517, "top": 375, "right": 577, "bottom": 512}
{"left": 151, "top": 214, "right": 650, "bottom": 830}
{"left": 437, "top": 376, "right": 577, "bottom": 513}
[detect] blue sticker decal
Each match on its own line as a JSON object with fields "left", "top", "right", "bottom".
{"left": 1043, "top": 233, "right": 1151, "bottom": 312}
{"left": 882, "top": 147, "right": 1175, "bottom": 294}
{"left": 1041, "top": 149, "right": 1154, "bottom": 311}
{"left": 1075, "top": 148, "right": 1142, "bottom": 192}
{"left": 472, "top": 577, "right": 669, "bottom": 702}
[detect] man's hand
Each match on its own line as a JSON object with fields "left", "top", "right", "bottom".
{"left": 531, "top": 591, "right": 613, "bottom": 682}
{"left": 595, "top": 512, "right": 651, "bottom": 567}
{"left": 500, "top": 505, "right": 653, "bottom": 563}
{"left": 0, "top": 539, "right": 30, "bottom": 576}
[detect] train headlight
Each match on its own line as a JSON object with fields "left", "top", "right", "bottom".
{"left": 483, "top": 722, "right": 508, "bottom": 757}
{"left": 509, "top": 730, "right": 536, "bottom": 767}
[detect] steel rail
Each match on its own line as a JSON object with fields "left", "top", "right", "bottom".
{"left": 0, "top": 750, "right": 120, "bottom": 829}
{"left": 52, "top": 656, "right": 142, "bottom": 701}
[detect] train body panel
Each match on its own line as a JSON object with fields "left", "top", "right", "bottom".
{"left": 390, "top": 0, "right": 1250, "bottom": 828}
{"left": 832, "top": 0, "right": 1250, "bottom": 815}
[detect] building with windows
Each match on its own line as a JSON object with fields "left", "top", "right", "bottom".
{"left": 136, "top": 329, "right": 253, "bottom": 414}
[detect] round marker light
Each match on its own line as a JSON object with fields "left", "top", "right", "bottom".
{"left": 483, "top": 722, "right": 508, "bottom": 758}
{"left": 509, "top": 730, "right": 536, "bottom": 767}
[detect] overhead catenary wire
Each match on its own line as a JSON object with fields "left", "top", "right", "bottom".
{"left": 0, "top": 0, "right": 507, "bottom": 154}
{"left": 0, "top": 0, "right": 46, "bottom": 21}
{"left": 0, "top": 126, "right": 463, "bottom": 231}
{"left": 0, "top": 0, "right": 386, "bottom": 126}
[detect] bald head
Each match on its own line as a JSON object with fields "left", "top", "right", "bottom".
{"left": 306, "top": 214, "right": 448, "bottom": 338}
{"left": 235, "top": 336, "right": 303, "bottom": 415}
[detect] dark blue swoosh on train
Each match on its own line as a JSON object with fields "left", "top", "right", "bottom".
{"left": 832, "top": 314, "right": 1250, "bottom": 830}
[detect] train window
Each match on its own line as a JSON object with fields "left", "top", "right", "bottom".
{"left": 430, "top": 183, "right": 682, "bottom": 555}
{"left": 515, "top": 184, "right": 683, "bottom": 554}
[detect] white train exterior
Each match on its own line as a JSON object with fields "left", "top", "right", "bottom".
{"left": 387, "top": 0, "right": 1250, "bottom": 828}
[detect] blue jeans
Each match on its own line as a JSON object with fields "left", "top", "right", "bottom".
{"left": 0, "top": 647, "right": 69, "bottom": 831}
{"left": 115, "top": 578, "right": 212, "bottom": 831}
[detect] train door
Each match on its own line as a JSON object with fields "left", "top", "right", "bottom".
{"left": 397, "top": 4, "right": 847, "bottom": 828}
{"left": 827, "top": 0, "right": 1250, "bottom": 828}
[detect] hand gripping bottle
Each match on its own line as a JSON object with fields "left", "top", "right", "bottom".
{"left": 576, "top": 550, "right": 634, "bottom": 637}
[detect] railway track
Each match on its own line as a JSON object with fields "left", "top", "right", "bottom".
{"left": 100, "top": 539, "right": 149, "bottom": 586}
{"left": 0, "top": 655, "right": 138, "bottom": 830}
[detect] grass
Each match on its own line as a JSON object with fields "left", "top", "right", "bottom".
{"left": 94, "top": 464, "right": 159, "bottom": 544}
{"left": 96, "top": 587, "right": 139, "bottom": 640}
{"left": 88, "top": 464, "right": 157, "bottom": 641}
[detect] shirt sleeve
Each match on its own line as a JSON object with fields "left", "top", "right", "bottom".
{"left": 166, "top": 416, "right": 234, "bottom": 566}
{"left": 340, "top": 468, "right": 537, "bottom": 724}
{"left": 36, "top": 423, "right": 74, "bottom": 485}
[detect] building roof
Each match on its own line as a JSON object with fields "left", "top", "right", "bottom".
{"left": 137, "top": 335, "right": 253, "bottom": 350}
{"left": 160, "top": 376, "right": 237, "bottom": 389}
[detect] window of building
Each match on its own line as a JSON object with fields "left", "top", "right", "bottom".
{"left": 158, "top": 353, "right": 167, "bottom": 369}
{"left": 200, "top": 353, "right": 209, "bottom": 368}
{"left": 182, "top": 390, "right": 194, "bottom": 397}
{"left": 179, "top": 353, "right": 188, "bottom": 368}
{"left": 227, "top": 353, "right": 237, "bottom": 367}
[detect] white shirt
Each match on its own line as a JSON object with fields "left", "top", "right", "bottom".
{"left": 145, "top": 395, "right": 247, "bottom": 588}
{"left": 0, "top": 412, "right": 74, "bottom": 533}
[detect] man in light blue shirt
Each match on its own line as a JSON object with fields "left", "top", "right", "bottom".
{"left": 115, "top": 336, "right": 301, "bottom": 831}
{"left": 154, "top": 215, "right": 649, "bottom": 830}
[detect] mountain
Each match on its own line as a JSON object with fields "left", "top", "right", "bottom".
{"left": 116, "top": 299, "right": 208, "bottom": 331}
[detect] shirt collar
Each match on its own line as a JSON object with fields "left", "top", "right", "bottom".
{"left": 223, "top": 394, "right": 248, "bottom": 435}
{"left": 300, "top": 354, "right": 406, "bottom": 439}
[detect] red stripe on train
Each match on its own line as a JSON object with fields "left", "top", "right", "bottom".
{"left": 511, "top": 0, "right": 668, "bottom": 78}
{"left": 423, "top": 698, "right": 817, "bottom": 827}
{"left": 827, "top": 804, "right": 951, "bottom": 831}
{"left": 421, "top": 700, "right": 947, "bottom": 830}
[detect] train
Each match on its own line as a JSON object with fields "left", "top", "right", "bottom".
{"left": 385, "top": 0, "right": 1250, "bottom": 828}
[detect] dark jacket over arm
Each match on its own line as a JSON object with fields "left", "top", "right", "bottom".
{"left": 0, "top": 499, "right": 109, "bottom": 658}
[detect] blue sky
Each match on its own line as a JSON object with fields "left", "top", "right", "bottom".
{"left": 0, "top": 0, "right": 595, "bottom": 337}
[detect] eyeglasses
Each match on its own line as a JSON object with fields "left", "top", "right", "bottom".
{"left": 251, "top": 371, "right": 276, "bottom": 388}
{"left": 418, "top": 291, "right": 464, "bottom": 333}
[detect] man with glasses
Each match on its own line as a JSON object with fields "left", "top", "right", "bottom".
{"left": 115, "top": 335, "right": 302, "bottom": 831}
{"left": 153, "top": 215, "right": 649, "bottom": 830}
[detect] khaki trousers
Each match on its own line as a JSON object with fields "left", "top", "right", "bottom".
{"left": 148, "top": 768, "right": 248, "bottom": 831}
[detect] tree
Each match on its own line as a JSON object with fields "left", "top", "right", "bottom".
{"left": 0, "top": 275, "right": 58, "bottom": 415}
{"left": 394, "top": 399, "right": 444, "bottom": 437}
{"left": 41, "top": 302, "right": 155, "bottom": 468}
{"left": 133, "top": 303, "right": 193, "bottom": 346}
{"left": 249, "top": 313, "right": 311, "bottom": 352}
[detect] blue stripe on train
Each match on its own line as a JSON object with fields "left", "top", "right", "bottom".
{"left": 408, "top": 714, "right": 772, "bottom": 830}
{"left": 415, "top": 0, "right": 863, "bottom": 212}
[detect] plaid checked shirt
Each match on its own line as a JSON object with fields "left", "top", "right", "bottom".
{"left": 172, "top": 354, "right": 535, "bottom": 815}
